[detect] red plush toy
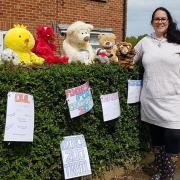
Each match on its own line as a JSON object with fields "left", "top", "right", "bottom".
{"left": 32, "top": 26, "right": 68, "bottom": 64}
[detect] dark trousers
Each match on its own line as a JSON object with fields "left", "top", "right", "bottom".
{"left": 149, "top": 123, "right": 180, "bottom": 154}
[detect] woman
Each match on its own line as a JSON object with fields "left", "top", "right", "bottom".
{"left": 134, "top": 7, "right": 180, "bottom": 180}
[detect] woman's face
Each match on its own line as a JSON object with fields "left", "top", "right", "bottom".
{"left": 151, "top": 10, "right": 169, "bottom": 37}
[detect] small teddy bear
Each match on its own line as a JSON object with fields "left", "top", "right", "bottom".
{"left": 116, "top": 42, "right": 136, "bottom": 69}
{"left": 94, "top": 48, "right": 111, "bottom": 64}
{"left": 97, "top": 33, "right": 118, "bottom": 63}
{"left": 1, "top": 48, "right": 19, "bottom": 65}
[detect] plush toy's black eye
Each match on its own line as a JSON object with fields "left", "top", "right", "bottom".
{"left": 82, "top": 33, "right": 84, "bottom": 35}
{"left": 19, "top": 35, "right": 21, "bottom": 38}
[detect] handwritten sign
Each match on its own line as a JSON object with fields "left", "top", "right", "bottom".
{"left": 100, "top": 92, "right": 121, "bottom": 121}
{"left": 60, "top": 135, "right": 92, "bottom": 179}
{"left": 79, "top": 50, "right": 90, "bottom": 64}
{"left": 65, "top": 82, "right": 93, "bottom": 118}
{"left": 4, "top": 92, "right": 34, "bottom": 142}
{"left": 127, "top": 80, "right": 142, "bottom": 104}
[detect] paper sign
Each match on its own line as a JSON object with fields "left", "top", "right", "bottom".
{"left": 60, "top": 135, "right": 92, "bottom": 179}
{"left": 65, "top": 82, "right": 93, "bottom": 118}
{"left": 79, "top": 50, "right": 90, "bottom": 64}
{"left": 4, "top": 92, "right": 34, "bottom": 142}
{"left": 100, "top": 92, "right": 121, "bottom": 121}
{"left": 127, "top": 80, "right": 142, "bottom": 104}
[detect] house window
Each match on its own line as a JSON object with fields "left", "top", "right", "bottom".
{"left": 0, "top": 31, "right": 7, "bottom": 51}
{"left": 58, "top": 24, "right": 113, "bottom": 50}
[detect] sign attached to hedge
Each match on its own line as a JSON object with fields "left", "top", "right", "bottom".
{"left": 127, "top": 80, "right": 142, "bottom": 104}
{"left": 65, "top": 82, "right": 93, "bottom": 118}
{"left": 60, "top": 135, "right": 92, "bottom": 179}
{"left": 4, "top": 92, "right": 34, "bottom": 142}
{"left": 101, "top": 92, "right": 121, "bottom": 121}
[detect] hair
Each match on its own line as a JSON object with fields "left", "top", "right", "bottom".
{"left": 151, "top": 7, "right": 180, "bottom": 44}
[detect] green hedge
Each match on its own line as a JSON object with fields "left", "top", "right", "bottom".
{"left": 0, "top": 64, "right": 148, "bottom": 179}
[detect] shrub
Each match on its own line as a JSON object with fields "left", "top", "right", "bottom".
{"left": 0, "top": 64, "right": 148, "bottom": 179}
{"left": 126, "top": 34, "right": 147, "bottom": 47}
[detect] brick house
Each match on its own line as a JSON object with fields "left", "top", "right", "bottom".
{"left": 0, "top": 0, "right": 127, "bottom": 53}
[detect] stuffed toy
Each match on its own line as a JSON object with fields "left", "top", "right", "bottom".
{"left": 116, "top": 42, "right": 136, "bottom": 69}
{"left": 4, "top": 24, "right": 44, "bottom": 65}
{"left": 63, "top": 21, "right": 95, "bottom": 65}
{"left": 32, "top": 26, "right": 68, "bottom": 64}
{"left": 97, "top": 33, "right": 118, "bottom": 63}
{"left": 94, "top": 48, "right": 111, "bottom": 64}
{"left": 0, "top": 48, "right": 19, "bottom": 65}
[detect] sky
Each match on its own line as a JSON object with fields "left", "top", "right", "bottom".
{"left": 127, "top": 0, "right": 180, "bottom": 37}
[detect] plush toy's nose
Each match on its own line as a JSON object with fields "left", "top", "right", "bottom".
{"left": 24, "top": 39, "right": 29, "bottom": 44}
{"left": 106, "top": 42, "right": 110, "bottom": 46}
{"left": 84, "top": 36, "right": 90, "bottom": 42}
{"left": 121, "top": 48, "right": 128, "bottom": 55}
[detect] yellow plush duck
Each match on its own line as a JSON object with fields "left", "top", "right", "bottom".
{"left": 4, "top": 24, "right": 44, "bottom": 65}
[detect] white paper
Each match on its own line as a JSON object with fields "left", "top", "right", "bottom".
{"left": 65, "top": 82, "right": 93, "bottom": 118}
{"left": 79, "top": 50, "right": 89, "bottom": 63}
{"left": 101, "top": 92, "right": 121, "bottom": 122}
{"left": 4, "top": 92, "right": 34, "bottom": 142}
{"left": 60, "top": 135, "right": 92, "bottom": 179}
{"left": 127, "top": 80, "right": 142, "bottom": 104}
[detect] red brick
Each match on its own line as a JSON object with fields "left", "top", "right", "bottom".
{"left": 0, "top": 0, "right": 126, "bottom": 53}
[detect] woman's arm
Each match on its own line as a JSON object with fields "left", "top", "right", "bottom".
{"left": 133, "top": 40, "right": 143, "bottom": 64}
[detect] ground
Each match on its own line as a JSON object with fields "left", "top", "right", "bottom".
{"left": 84, "top": 153, "right": 180, "bottom": 180}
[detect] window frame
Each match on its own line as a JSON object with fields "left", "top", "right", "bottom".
{"left": 0, "top": 31, "right": 7, "bottom": 51}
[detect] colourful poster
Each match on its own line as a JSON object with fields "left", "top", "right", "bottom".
{"left": 100, "top": 92, "right": 121, "bottom": 121}
{"left": 65, "top": 82, "right": 93, "bottom": 118}
{"left": 4, "top": 92, "right": 34, "bottom": 142}
{"left": 127, "top": 80, "right": 142, "bottom": 104}
{"left": 60, "top": 135, "right": 92, "bottom": 179}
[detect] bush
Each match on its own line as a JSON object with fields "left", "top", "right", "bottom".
{"left": 126, "top": 34, "right": 147, "bottom": 47}
{"left": 0, "top": 63, "right": 148, "bottom": 179}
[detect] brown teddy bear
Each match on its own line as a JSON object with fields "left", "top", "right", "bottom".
{"left": 116, "top": 42, "right": 136, "bottom": 69}
{"left": 97, "top": 33, "right": 118, "bottom": 63}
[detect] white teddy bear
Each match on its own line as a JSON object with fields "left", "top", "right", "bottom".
{"left": 63, "top": 21, "right": 95, "bottom": 65}
{"left": 0, "top": 48, "right": 19, "bottom": 65}
{"left": 0, "top": 51, "right": 3, "bottom": 65}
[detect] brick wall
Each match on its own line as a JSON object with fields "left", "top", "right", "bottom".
{"left": 0, "top": 0, "right": 126, "bottom": 53}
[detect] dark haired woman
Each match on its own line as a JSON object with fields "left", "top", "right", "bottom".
{"left": 133, "top": 7, "right": 180, "bottom": 180}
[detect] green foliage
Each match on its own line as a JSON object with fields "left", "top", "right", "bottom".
{"left": 126, "top": 34, "right": 147, "bottom": 47}
{"left": 0, "top": 64, "right": 149, "bottom": 179}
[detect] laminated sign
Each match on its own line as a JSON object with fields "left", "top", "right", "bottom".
{"left": 127, "top": 80, "right": 142, "bottom": 104}
{"left": 4, "top": 92, "right": 34, "bottom": 142}
{"left": 60, "top": 135, "right": 92, "bottom": 179}
{"left": 100, "top": 92, "right": 121, "bottom": 121}
{"left": 65, "top": 82, "right": 93, "bottom": 118}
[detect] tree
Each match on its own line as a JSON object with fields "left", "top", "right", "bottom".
{"left": 126, "top": 34, "right": 147, "bottom": 47}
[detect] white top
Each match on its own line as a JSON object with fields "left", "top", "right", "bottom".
{"left": 134, "top": 33, "right": 180, "bottom": 129}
